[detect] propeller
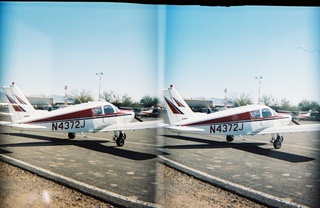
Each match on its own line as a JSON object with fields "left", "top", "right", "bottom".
{"left": 134, "top": 114, "right": 143, "bottom": 122}
{"left": 292, "top": 118, "right": 300, "bottom": 125}
{"left": 118, "top": 106, "right": 144, "bottom": 122}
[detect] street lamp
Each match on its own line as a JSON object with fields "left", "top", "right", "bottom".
{"left": 64, "top": 85, "right": 68, "bottom": 106}
{"left": 255, "top": 76, "right": 262, "bottom": 103}
{"left": 224, "top": 88, "right": 227, "bottom": 109}
{"left": 96, "top": 72, "right": 103, "bottom": 99}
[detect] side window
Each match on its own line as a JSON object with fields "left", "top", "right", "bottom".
{"left": 93, "top": 107, "right": 103, "bottom": 115}
{"left": 251, "top": 110, "right": 261, "bottom": 119}
{"left": 262, "top": 108, "right": 272, "bottom": 118}
{"left": 104, "top": 105, "right": 114, "bottom": 114}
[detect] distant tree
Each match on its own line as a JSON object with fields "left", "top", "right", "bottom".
{"left": 261, "top": 94, "right": 275, "bottom": 106}
{"left": 232, "top": 93, "right": 253, "bottom": 107}
{"left": 71, "top": 89, "right": 94, "bottom": 104}
{"left": 298, "top": 100, "right": 320, "bottom": 111}
{"left": 102, "top": 90, "right": 120, "bottom": 103}
{"left": 140, "top": 95, "right": 159, "bottom": 107}
{"left": 277, "top": 98, "right": 299, "bottom": 111}
{"left": 121, "top": 94, "right": 134, "bottom": 107}
{"left": 279, "top": 98, "right": 291, "bottom": 110}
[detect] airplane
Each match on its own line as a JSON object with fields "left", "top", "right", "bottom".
{"left": 0, "top": 82, "right": 163, "bottom": 147}
{"left": 163, "top": 85, "right": 320, "bottom": 149}
{"left": 276, "top": 109, "right": 315, "bottom": 122}
{"left": 137, "top": 106, "right": 160, "bottom": 118}
{"left": 293, "top": 110, "right": 316, "bottom": 121}
{"left": 294, "top": 110, "right": 313, "bottom": 120}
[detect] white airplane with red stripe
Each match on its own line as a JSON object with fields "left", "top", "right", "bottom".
{"left": 163, "top": 85, "right": 320, "bottom": 149}
{"left": 0, "top": 82, "right": 163, "bottom": 147}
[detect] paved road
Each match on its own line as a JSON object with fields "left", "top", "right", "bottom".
{"left": 0, "top": 124, "right": 160, "bottom": 205}
{"left": 158, "top": 121, "right": 320, "bottom": 208}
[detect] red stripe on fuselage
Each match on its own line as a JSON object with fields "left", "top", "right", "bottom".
{"left": 27, "top": 109, "right": 95, "bottom": 123}
{"left": 15, "top": 95, "right": 27, "bottom": 105}
{"left": 5, "top": 94, "right": 17, "bottom": 104}
{"left": 173, "top": 98, "right": 185, "bottom": 107}
{"left": 185, "top": 112, "right": 289, "bottom": 126}
{"left": 26, "top": 109, "right": 132, "bottom": 124}
{"left": 164, "top": 97, "right": 184, "bottom": 115}
{"left": 186, "top": 112, "right": 252, "bottom": 126}
{"left": 12, "top": 105, "right": 26, "bottom": 112}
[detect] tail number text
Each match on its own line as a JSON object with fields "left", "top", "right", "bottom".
{"left": 52, "top": 120, "right": 86, "bottom": 131}
{"left": 210, "top": 123, "right": 243, "bottom": 133}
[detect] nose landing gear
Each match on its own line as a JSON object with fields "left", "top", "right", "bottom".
{"left": 113, "top": 131, "right": 126, "bottom": 147}
{"left": 270, "top": 134, "right": 283, "bottom": 149}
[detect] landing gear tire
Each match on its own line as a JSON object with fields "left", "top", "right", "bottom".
{"left": 273, "top": 135, "right": 283, "bottom": 149}
{"left": 116, "top": 132, "right": 126, "bottom": 147}
{"left": 68, "top": 132, "right": 76, "bottom": 139}
{"left": 116, "top": 137, "right": 125, "bottom": 147}
{"left": 226, "top": 135, "right": 234, "bottom": 142}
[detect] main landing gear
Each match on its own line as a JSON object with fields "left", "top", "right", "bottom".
{"left": 113, "top": 131, "right": 126, "bottom": 147}
{"left": 224, "top": 134, "right": 284, "bottom": 149}
{"left": 67, "top": 131, "right": 127, "bottom": 147}
{"left": 270, "top": 133, "right": 283, "bottom": 149}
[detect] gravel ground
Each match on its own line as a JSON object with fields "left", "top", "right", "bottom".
{"left": 157, "top": 164, "right": 267, "bottom": 208}
{"left": 0, "top": 161, "right": 114, "bottom": 208}
{"left": 0, "top": 160, "right": 266, "bottom": 208}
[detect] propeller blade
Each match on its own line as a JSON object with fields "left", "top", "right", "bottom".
{"left": 292, "top": 118, "right": 300, "bottom": 125}
{"left": 134, "top": 115, "right": 143, "bottom": 122}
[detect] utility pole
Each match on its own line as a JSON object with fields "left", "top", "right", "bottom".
{"left": 255, "top": 76, "right": 262, "bottom": 103}
{"left": 96, "top": 72, "right": 103, "bottom": 100}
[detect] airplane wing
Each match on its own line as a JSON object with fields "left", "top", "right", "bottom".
{"left": 164, "top": 125, "right": 205, "bottom": 133}
{"left": 96, "top": 120, "right": 166, "bottom": 132}
{"left": 252, "top": 123, "right": 320, "bottom": 135}
{"left": 0, "top": 121, "right": 47, "bottom": 130}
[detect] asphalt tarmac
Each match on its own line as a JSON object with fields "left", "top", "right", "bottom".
{"left": 0, "top": 124, "right": 160, "bottom": 207}
{"left": 158, "top": 121, "right": 320, "bottom": 208}
{"left": 0, "top": 115, "right": 319, "bottom": 207}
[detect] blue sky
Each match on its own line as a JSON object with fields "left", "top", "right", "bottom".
{"left": 1, "top": 3, "right": 319, "bottom": 105}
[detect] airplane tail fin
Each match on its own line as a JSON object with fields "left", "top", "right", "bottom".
{"left": 2, "top": 82, "right": 38, "bottom": 122}
{"left": 163, "top": 85, "right": 196, "bottom": 124}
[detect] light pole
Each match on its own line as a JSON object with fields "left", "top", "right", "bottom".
{"left": 224, "top": 88, "right": 227, "bottom": 109}
{"left": 255, "top": 76, "right": 262, "bottom": 103}
{"left": 64, "top": 85, "right": 68, "bottom": 106}
{"left": 96, "top": 72, "right": 103, "bottom": 99}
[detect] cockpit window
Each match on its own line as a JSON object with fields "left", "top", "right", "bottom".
{"left": 262, "top": 108, "right": 272, "bottom": 118}
{"left": 93, "top": 106, "right": 103, "bottom": 115}
{"left": 104, "top": 105, "right": 114, "bottom": 114}
{"left": 251, "top": 110, "right": 261, "bottom": 119}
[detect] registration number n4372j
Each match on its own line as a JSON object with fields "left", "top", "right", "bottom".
{"left": 52, "top": 120, "right": 86, "bottom": 131}
{"left": 210, "top": 123, "right": 244, "bottom": 133}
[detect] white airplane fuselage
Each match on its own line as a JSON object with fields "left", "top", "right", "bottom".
{"left": 1, "top": 82, "right": 164, "bottom": 147}
{"left": 10, "top": 101, "right": 135, "bottom": 133}
{"left": 168, "top": 105, "right": 292, "bottom": 135}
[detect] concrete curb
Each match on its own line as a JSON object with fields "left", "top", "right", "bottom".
{"left": 0, "top": 154, "right": 158, "bottom": 208}
{"left": 158, "top": 156, "right": 307, "bottom": 208}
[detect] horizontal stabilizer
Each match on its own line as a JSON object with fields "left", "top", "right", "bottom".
{"left": 0, "top": 121, "right": 47, "bottom": 130}
{"left": 0, "top": 121, "right": 12, "bottom": 125}
{"left": 0, "top": 112, "right": 14, "bottom": 116}
{"left": 253, "top": 124, "right": 320, "bottom": 135}
{"left": 97, "top": 120, "right": 165, "bottom": 132}
{"left": 164, "top": 125, "right": 205, "bottom": 134}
